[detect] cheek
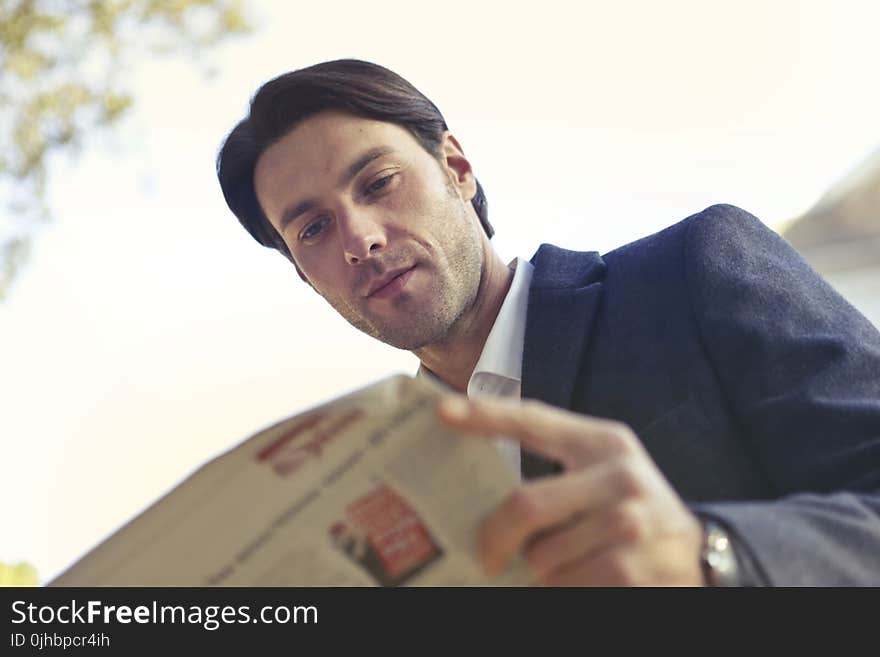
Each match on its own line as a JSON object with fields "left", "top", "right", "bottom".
{"left": 383, "top": 183, "right": 423, "bottom": 217}
{"left": 309, "top": 275, "right": 351, "bottom": 308}
{"left": 294, "top": 253, "right": 344, "bottom": 294}
{"left": 289, "top": 229, "right": 341, "bottom": 274}
{"left": 389, "top": 175, "right": 452, "bottom": 230}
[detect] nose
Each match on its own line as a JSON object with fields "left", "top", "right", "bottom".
{"left": 339, "top": 210, "right": 387, "bottom": 265}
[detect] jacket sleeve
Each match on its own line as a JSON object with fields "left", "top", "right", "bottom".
{"left": 683, "top": 204, "right": 880, "bottom": 585}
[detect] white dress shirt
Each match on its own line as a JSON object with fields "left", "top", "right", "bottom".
{"left": 417, "top": 257, "right": 534, "bottom": 478}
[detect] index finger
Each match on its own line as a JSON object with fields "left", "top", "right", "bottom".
{"left": 435, "top": 396, "right": 636, "bottom": 469}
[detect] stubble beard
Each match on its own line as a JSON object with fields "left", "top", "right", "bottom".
{"left": 322, "top": 195, "right": 484, "bottom": 351}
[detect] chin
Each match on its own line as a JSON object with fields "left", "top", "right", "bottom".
{"left": 366, "top": 320, "right": 447, "bottom": 351}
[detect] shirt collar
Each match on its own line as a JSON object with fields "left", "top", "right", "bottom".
{"left": 470, "top": 257, "right": 533, "bottom": 385}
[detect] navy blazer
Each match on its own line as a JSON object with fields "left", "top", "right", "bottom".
{"left": 520, "top": 204, "right": 880, "bottom": 585}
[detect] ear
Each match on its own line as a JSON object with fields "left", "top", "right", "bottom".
{"left": 439, "top": 132, "right": 477, "bottom": 203}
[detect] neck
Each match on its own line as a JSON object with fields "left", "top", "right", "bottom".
{"left": 414, "top": 245, "right": 514, "bottom": 393}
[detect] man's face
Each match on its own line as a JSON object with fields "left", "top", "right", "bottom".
{"left": 253, "top": 111, "right": 485, "bottom": 350}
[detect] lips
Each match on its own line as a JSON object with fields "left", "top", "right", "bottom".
{"left": 365, "top": 265, "right": 416, "bottom": 298}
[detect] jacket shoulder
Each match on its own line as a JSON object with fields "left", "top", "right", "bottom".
{"left": 682, "top": 203, "right": 784, "bottom": 252}
{"left": 602, "top": 203, "right": 780, "bottom": 268}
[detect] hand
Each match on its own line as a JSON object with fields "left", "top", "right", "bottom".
{"left": 436, "top": 396, "right": 705, "bottom": 586}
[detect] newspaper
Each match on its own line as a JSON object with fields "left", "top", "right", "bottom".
{"left": 50, "top": 375, "right": 535, "bottom": 586}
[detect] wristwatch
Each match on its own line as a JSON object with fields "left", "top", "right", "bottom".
{"left": 699, "top": 519, "right": 742, "bottom": 587}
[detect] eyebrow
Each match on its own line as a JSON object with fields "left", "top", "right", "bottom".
{"left": 277, "top": 146, "right": 396, "bottom": 233}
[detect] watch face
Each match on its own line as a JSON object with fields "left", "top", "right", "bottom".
{"left": 703, "top": 523, "right": 740, "bottom": 586}
{"left": 706, "top": 543, "right": 735, "bottom": 573}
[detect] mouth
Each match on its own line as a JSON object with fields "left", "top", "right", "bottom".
{"left": 365, "top": 265, "right": 417, "bottom": 299}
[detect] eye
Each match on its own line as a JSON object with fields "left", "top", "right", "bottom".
{"left": 300, "top": 216, "right": 330, "bottom": 242}
{"left": 364, "top": 173, "right": 396, "bottom": 196}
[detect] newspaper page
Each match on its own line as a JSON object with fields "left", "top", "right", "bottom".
{"left": 49, "top": 375, "right": 536, "bottom": 586}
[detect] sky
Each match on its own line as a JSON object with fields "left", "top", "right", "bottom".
{"left": 3, "top": 0, "right": 880, "bottom": 583}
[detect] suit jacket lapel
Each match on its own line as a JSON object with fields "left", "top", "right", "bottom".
{"left": 520, "top": 244, "right": 606, "bottom": 478}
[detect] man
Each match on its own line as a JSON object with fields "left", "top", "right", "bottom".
{"left": 217, "top": 60, "right": 880, "bottom": 586}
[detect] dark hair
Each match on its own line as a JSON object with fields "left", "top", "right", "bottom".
{"left": 216, "top": 59, "right": 493, "bottom": 262}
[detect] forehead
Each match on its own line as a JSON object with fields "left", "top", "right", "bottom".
{"left": 254, "top": 111, "right": 422, "bottom": 199}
